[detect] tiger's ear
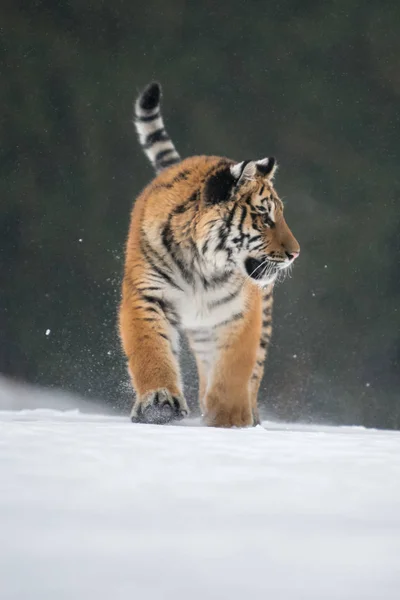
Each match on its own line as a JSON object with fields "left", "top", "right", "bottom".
{"left": 230, "top": 157, "right": 278, "bottom": 184}
{"left": 230, "top": 160, "right": 257, "bottom": 184}
{"left": 255, "top": 157, "right": 278, "bottom": 179}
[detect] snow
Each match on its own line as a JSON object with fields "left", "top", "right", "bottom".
{"left": 1, "top": 378, "right": 400, "bottom": 599}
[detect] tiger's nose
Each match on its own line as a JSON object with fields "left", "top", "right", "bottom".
{"left": 286, "top": 251, "right": 300, "bottom": 261}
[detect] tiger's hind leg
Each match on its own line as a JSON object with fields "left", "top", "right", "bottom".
{"left": 203, "top": 287, "right": 262, "bottom": 428}
{"left": 186, "top": 328, "right": 214, "bottom": 416}
{"left": 250, "top": 285, "right": 273, "bottom": 426}
{"left": 119, "top": 282, "right": 189, "bottom": 424}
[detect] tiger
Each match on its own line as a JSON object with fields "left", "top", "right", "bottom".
{"left": 119, "top": 82, "right": 300, "bottom": 428}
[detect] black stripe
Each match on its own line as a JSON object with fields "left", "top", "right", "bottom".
{"left": 188, "top": 189, "right": 200, "bottom": 202}
{"left": 210, "top": 271, "right": 234, "bottom": 285}
{"left": 153, "top": 169, "right": 190, "bottom": 190}
{"left": 250, "top": 241, "right": 264, "bottom": 251}
{"left": 216, "top": 222, "right": 229, "bottom": 251}
{"left": 202, "top": 269, "right": 233, "bottom": 290}
{"left": 161, "top": 221, "right": 194, "bottom": 284}
{"left": 208, "top": 287, "right": 241, "bottom": 309}
{"left": 187, "top": 196, "right": 201, "bottom": 271}
{"left": 136, "top": 112, "right": 160, "bottom": 123}
{"left": 167, "top": 315, "right": 180, "bottom": 327}
{"left": 140, "top": 234, "right": 173, "bottom": 272}
{"left": 235, "top": 205, "right": 248, "bottom": 248}
{"left": 250, "top": 211, "right": 262, "bottom": 232}
{"left": 140, "top": 294, "right": 179, "bottom": 327}
{"left": 140, "top": 237, "right": 184, "bottom": 292}
{"left": 215, "top": 204, "right": 237, "bottom": 252}
{"left": 144, "top": 128, "right": 169, "bottom": 148}
{"left": 136, "top": 286, "right": 163, "bottom": 292}
{"left": 160, "top": 193, "right": 199, "bottom": 271}
{"left": 190, "top": 337, "right": 213, "bottom": 344}
{"left": 171, "top": 170, "right": 190, "bottom": 185}
{"left": 264, "top": 216, "right": 275, "bottom": 228}
{"left": 225, "top": 203, "right": 237, "bottom": 229}
{"left": 137, "top": 306, "right": 178, "bottom": 328}
{"left": 158, "top": 157, "right": 180, "bottom": 169}
{"left": 239, "top": 205, "right": 247, "bottom": 229}
{"left": 173, "top": 198, "right": 195, "bottom": 214}
{"left": 186, "top": 327, "right": 212, "bottom": 335}
{"left": 214, "top": 311, "right": 243, "bottom": 329}
{"left": 155, "top": 148, "right": 176, "bottom": 162}
{"left": 141, "top": 305, "right": 159, "bottom": 315}
{"left": 142, "top": 295, "right": 168, "bottom": 312}
{"left": 231, "top": 205, "right": 248, "bottom": 248}
{"left": 248, "top": 234, "right": 261, "bottom": 244}
{"left": 151, "top": 192, "right": 200, "bottom": 287}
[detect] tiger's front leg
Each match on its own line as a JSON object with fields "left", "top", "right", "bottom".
{"left": 119, "top": 283, "right": 189, "bottom": 424}
{"left": 249, "top": 284, "right": 274, "bottom": 426}
{"left": 204, "top": 287, "right": 262, "bottom": 428}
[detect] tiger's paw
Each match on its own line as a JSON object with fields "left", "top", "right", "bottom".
{"left": 131, "top": 389, "right": 189, "bottom": 425}
{"left": 204, "top": 400, "right": 253, "bottom": 428}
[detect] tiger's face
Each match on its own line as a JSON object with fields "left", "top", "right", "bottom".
{"left": 202, "top": 157, "right": 300, "bottom": 286}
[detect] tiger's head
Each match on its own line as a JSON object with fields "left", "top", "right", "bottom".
{"left": 200, "top": 157, "right": 300, "bottom": 286}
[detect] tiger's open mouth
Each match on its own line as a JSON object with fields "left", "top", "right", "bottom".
{"left": 244, "top": 256, "right": 290, "bottom": 282}
{"left": 244, "top": 257, "right": 271, "bottom": 280}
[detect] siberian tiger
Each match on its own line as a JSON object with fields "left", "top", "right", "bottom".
{"left": 119, "top": 82, "right": 300, "bottom": 427}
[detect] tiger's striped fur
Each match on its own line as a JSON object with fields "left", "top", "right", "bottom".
{"left": 134, "top": 82, "right": 180, "bottom": 172}
{"left": 119, "top": 82, "right": 300, "bottom": 427}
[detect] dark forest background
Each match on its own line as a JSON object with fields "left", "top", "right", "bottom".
{"left": 1, "top": 0, "right": 399, "bottom": 428}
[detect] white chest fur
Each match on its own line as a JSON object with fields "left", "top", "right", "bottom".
{"left": 167, "top": 278, "right": 245, "bottom": 331}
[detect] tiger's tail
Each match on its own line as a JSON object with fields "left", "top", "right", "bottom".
{"left": 134, "top": 82, "right": 181, "bottom": 173}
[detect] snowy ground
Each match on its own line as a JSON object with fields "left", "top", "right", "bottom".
{"left": 1, "top": 378, "right": 400, "bottom": 599}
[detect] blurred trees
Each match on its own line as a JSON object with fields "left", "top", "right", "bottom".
{"left": 1, "top": 0, "right": 399, "bottom": 427}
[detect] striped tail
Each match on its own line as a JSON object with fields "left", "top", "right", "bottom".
{"left": 134, "top": 82, "right": 181, "bottom": 173}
